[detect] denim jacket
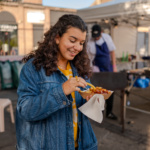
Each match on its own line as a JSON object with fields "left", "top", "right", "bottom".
{"left": 16, "top": 58, "right": 97, "bottom": 150}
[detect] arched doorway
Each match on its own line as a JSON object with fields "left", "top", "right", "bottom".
{"left": 0, "top": 11, "right": 18, "bottom": 55}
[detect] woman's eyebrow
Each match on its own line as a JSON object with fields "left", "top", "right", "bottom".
{"left": 70, "top": 36, "right": 85, "bottom": 42}
{"left": 70, "top": 36, "right": 77, "bottom": 39}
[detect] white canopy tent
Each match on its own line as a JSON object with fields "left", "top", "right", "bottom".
{"left": 77, "top": 0, "right": 150, "bottom": 58}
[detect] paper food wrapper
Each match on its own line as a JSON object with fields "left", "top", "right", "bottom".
{"left": 78, "top": 94, "right": 105, "bottom": 123}
{"left": 79, "top": 90, "right": 113, "bottom": 100}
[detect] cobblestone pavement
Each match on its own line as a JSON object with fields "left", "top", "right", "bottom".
{"left": 0, "top": 87, "right": 150, "bottom": 150}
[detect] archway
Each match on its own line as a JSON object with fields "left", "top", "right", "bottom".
{"left": 0, "top": 11, "right": 18, "bottom": 55}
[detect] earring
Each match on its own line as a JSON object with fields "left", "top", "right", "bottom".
{"left": 56, "top": 39, "right": 59, "bottom": 45}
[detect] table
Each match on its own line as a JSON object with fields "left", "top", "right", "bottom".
{"left": 90, "top": 69, "right": 150, "bottom": 132}
{"left": 0, "top": 55, "right": 23, "bottom": 62}
{"left": 90, "top": 72, "right": 128, "bottom": 132}
{"left": 122, "top": 68, "right": 150, "bottom": 132}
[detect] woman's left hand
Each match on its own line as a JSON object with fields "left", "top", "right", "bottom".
{"left": 85, "top": 95, "right": 93, "bottom": 101}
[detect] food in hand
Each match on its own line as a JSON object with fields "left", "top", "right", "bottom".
{"left": 86, "top": 82, "right": 95, "bottom": 89}
{"left": 79, "top": 86, "right": 112, "bottom": 100}
{"left": 89, "top": 87, "right": 111, "bottom": 94}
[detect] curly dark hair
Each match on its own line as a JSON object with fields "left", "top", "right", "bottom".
{"left": 23, "top": 14, "right": 92, "bottom": 78}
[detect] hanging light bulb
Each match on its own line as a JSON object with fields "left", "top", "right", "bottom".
{"left": 104, "top": 19, "right": 109, "bottom": 24}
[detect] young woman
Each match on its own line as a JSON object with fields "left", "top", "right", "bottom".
{"left": 16, "top": 14, "right": 97, "bottom": 150}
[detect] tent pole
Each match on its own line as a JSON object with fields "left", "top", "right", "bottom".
{"left": 110, "top": 24, "right": 114, "bottom": 39}
{"left": 148, "top": 29, "right": 150, "bottom": 67}
{"left": 135, "top": 26, "right": 138, "bottom": 56}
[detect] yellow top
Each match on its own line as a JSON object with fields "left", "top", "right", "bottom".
{"left": 58, "top": 62, "right": 78, "bottom": 148}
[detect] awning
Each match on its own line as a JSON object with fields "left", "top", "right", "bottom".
{"left": 77, "top": 0, "right": 150, "bottom": 27}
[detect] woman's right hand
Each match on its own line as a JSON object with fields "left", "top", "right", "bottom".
{"left": 62, "top": 77, "right": 87, "bottom": 95}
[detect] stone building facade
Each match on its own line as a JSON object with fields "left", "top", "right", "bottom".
{"left": 91, "top": 0, "right": 111, "bottom": 6}
{"left": 0, "top": 0, "right": 76, "bottom": 55}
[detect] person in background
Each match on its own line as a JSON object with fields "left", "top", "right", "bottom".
{"left": 87, "top": 24, "right": 117, "bottom": 120}
{"left": 16, "top": 14, "right": 97, "bottom": 150}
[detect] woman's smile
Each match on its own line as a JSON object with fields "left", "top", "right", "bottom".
{"left": 68, "top": 49, "right": 78, "bottom": 57}
{"left": 56, "top": 27, "right": 86, "bottom": 62}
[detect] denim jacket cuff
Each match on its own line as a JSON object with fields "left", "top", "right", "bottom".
{"left": 53, "top": 83, "right": 71, "bottom": 107}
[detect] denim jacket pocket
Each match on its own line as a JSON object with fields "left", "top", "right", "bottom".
{"left": 39, "top": 81, "right": 60, "bottom": 93}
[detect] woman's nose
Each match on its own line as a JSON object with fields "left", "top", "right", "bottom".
{"left": 74, "top": 43, "right": 82, "bottom": 51}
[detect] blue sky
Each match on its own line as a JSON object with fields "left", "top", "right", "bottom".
{"left": 43, "top": 0, "right": 95, "bottom": 9}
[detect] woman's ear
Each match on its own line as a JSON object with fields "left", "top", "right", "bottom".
{"left": 55, "top": 35, "right": 60, "bottom": 45}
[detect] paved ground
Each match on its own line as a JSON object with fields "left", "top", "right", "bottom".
{"left": 0, "top": 87, "right": 150, "bottom": 150}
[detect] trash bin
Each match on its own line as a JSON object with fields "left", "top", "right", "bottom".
{"left": 11, "top": 61, "right": 24, "bottom": 88}
{"left": 0, "top": 61, "right": 13, "bottom": 89}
